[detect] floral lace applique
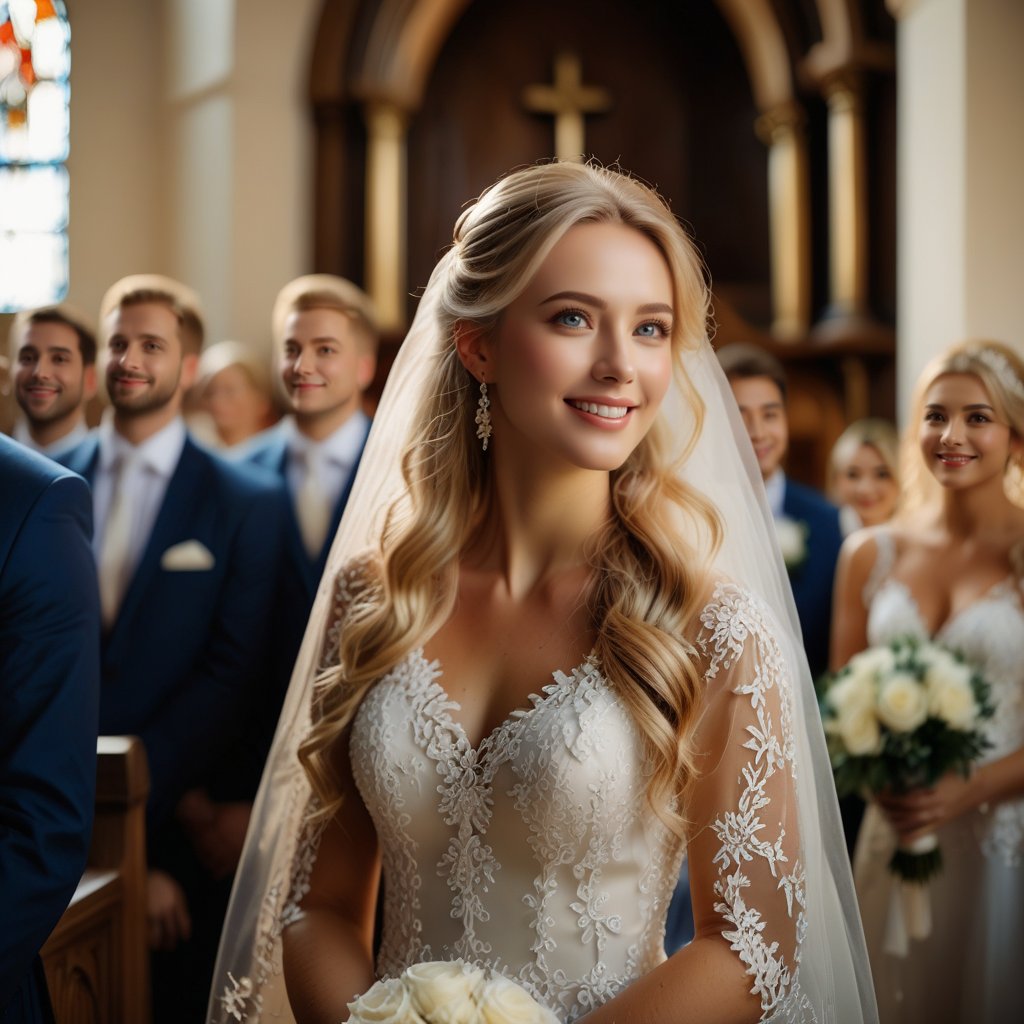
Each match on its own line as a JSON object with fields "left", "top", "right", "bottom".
{"left": 698, "top": 582, "right": 813, "bottom": 1023}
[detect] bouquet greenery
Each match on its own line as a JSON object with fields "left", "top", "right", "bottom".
{"left": 819, "top": 635, "right": 994, "bottom": 882}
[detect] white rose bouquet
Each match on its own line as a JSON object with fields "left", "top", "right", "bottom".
{"left": 344, "top": 959, "right": 561, "bottom": 1024}
{"left": 819, "top": 636, "right": 994, "bottom": 884}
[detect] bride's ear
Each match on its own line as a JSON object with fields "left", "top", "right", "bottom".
{"left": 454, "top": 321, "right": 493, "bottom": 382}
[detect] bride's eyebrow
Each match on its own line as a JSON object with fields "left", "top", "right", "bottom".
{"left": 538, "top": 291, "right": 674, "bottom": 316}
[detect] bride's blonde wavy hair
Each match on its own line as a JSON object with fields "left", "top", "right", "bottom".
{"left": 899, "top": 338, "right": 1024, "bottom": 515}
{"left": 300, "top": 162, "right": 723, "bottom": 836}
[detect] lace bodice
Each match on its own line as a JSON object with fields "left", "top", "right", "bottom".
{"left": 865, "top": 533, "right": 1024, "bottom": 865}
{"left": 278, "top": 574, "right": 813, "bottom": 1022}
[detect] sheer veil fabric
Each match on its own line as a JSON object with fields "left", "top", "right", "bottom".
{"left": 208, "top": 248, "right": 877, "bottom": 1023}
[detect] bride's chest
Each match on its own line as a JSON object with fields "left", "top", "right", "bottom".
{"left": 349, "top": 650, "right": 651, "bottom": 831}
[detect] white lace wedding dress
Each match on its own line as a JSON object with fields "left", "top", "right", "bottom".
{"left": 280, "top": 574, "right": 814, "bottom": 1023}
{"left": 854, "top": 532, "right": 1024, "bottom": 1022}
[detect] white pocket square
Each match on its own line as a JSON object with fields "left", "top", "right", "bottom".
{"left": 161, "top": 540, "right": 215, "bottom": 571}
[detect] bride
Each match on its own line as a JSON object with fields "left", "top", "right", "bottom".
{"left": 832, "top": 340, "right": 1024, "bottom": 1021}
{"left": 209, "top": 162, "right": 874, "bottom": 1023}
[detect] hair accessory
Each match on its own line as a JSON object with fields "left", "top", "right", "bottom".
{"left": 475, "top": 380, "right": 492, "bottom": 451}
{"left": 974, "top": 348, "right": 1024, "bottom": 401}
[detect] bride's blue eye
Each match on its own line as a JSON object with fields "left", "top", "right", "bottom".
{"left": 553, "top": 309, "right": 588, "bottom": 329}
{"left": 636, "top": 320, "right": 670, "bottom": 339}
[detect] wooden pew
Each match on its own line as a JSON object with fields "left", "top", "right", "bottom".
{"left": 42, "top": 737, "right": 150, "bottom": 1024}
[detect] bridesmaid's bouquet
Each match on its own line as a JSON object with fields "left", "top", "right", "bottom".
{"left": 819, "top": 636, "right": 994, "bottom": 883}
{"left": 345, "top": 960, "right": 560, "bottom": 1024}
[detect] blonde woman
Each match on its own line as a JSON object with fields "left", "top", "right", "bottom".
{"left": 190, "top": 340, "right": 278, "bottom": 452}
{"left": 832, "top": 340, "right": 1024, "bottom": 1021}
{"left": 828, "top": 419, "right": 900, "bottom": 536}
{"left": 210, "top": 163, "right": 874, "bottom": 1024}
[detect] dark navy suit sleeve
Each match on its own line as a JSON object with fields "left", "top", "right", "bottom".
{"left": 784, "top": 480, "right": 843, "bottom": 678}
{"left": 141, "top": 480, "right": 288, "bottom": 830}
{"left": 0, "top": 472, "right": 100, "bottom": 1009}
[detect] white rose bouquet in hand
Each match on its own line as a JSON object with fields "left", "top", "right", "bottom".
{"left": 819, "top": 636, "right": 994, "bottom": 883}
{"left": 344, "top": 959, "right": 561, "bottom": 1024}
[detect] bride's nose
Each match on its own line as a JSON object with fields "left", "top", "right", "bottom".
{"left": 592, "top": 328, "right": 635, "bottom": 384}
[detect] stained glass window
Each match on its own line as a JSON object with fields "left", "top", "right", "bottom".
{"left": 0, "top": 0, "right": 70, "bottom": 312}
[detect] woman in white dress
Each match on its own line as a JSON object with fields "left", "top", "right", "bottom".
{"left": 832, "top": 340, "right": 1024, "bottom": 1022}
{"left": 209, "top": 163, "right": 874, "bottom": 1023}
{"left": 827, "top": 419, "right": 900, "bottom": 537}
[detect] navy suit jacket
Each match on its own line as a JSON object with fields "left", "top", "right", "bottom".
{"left": 782, "top": 478, "right": 843, "bottom": 679}
{"left": 58, "top": 433, "right": 287, "bottom": 832}
{"left": 0, "top": 436, "right": 100, "bottom": 1024}
{"left": 245, "top": 418, "right": 369, "bottom": 671}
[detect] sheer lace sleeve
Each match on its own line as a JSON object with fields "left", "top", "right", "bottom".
{"left": 685, "top": 581, "right": 811, "bottom": 1022}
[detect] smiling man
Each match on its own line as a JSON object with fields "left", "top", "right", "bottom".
{"left": 717, "top": 342, "right": 842, "bottom": 680}
{"left": 9, "top": 304, "right": 98, "bottom": 459}
{"left": 55, "top": 274, "right": 287, "bottom": 1024}
{"left": 247, "top": 274, "right": 376, "bottom": 598}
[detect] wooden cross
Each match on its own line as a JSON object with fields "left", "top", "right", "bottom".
{"left": 522, "top": 53, "right": 612, "bottom": 162}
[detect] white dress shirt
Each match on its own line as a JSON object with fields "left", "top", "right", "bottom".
{"left": 14, "top": 418, "right": 89, "bottom": 459}
{"left": 764, "top": 469, "right": 786, "bottom": 520}
{"left": 92, "top": 417, "right": 188, "bottom": 580}
{"left": 284, "top": 410, "right": 368, "bottom": 522}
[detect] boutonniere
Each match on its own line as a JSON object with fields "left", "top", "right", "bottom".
{"left": 774, "top": 516, "right": 809, "bottom": 574}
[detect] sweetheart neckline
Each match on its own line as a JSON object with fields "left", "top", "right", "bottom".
{"left": 874, "top": 575, "right": 1022, "bottom": 640}
{"left": 394, "top": 646, "right": 602, "bottom": 756}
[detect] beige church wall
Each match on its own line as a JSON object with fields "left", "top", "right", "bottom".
{"left": 896, "top": 0, "right": 1024, "bottom": 416}
{"left": 63, "top": 0, "right": 320, "bottom": 354}
{"left": 66, "top": 0, "right": 164, "bottom": 323}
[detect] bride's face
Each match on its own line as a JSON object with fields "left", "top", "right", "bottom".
{"left": 484, "top": 221, "right": 675, "bottom": 473}
{"left": 919, "top": 372, "right": 1020, "bottom": 491}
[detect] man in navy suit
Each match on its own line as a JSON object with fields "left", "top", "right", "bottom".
{"left": 57, "top": 275, "right": 286, "bottom": 1023}
{"left": 244, "top": 275, "right": 376, "bottom": 712}
{"left": 0, "top": 435, "right": 100, "bottom": 1024}
{"left": 718, "top": 343, "right": 843, "bottom": 680}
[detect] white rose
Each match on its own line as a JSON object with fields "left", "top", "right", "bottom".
{"left": 838, "top": 707, "right": 883, "bottom": 756}
{"left": 926, "top": 667, "right": 979, "bottom": 729}
{"left": 347, "top": 977, "right": 425, "bottom": 1024}
{"left": 875, "top": 672, "right": 929, "bottom": 733}
{"left": 828, "top": 673, "right": 876, "bottom": 721}
{"left": 847, "top": 645, "right": 896, "bottom": 682}
{"left": 406, "top": 960, "right": 483, "bottom": 1024}
{"left": 476, "top": 975, "right": 560, "bottom": 1024}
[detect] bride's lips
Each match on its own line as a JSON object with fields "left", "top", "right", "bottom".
{"left": 936, "top": 452, "right": 976, "bottom": 467}
{"left": 565, "top": 397, "right": 635, "bottom": 428}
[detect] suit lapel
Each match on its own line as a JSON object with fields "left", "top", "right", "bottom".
{"left": 109, "top": 440, "right": 205, "bottom": 635}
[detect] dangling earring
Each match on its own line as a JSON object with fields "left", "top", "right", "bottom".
{"left": 475, "top": 380, "right": 492, "bottom": 451}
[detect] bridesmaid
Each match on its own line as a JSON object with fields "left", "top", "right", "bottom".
{"left": 831, "top": 339, "right": 1024, "bottom": 1023}
{"left": 827, "top": 419, "right": 900, "bottom": 536}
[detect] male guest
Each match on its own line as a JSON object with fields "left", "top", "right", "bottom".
{"left": 9, "top": 304, "right": 98, "bottom": 459}
{"left": 57, "top": 275, "right": 286, "bottom": 1023}
{"left": 0, "top": 435, "right": 100, "bottom": 1024}
{"left": 718, "top": 343, "right": 843, "bottom": 680}
{"left": 245, "top": 274, "right": 377, "bottom": 690}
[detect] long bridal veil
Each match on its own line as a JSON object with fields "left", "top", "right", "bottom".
{"left": 208, "top": 247, "right": 876, "bottom": 1024}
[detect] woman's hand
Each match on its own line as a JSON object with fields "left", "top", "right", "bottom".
{"left": 876, "top": 770, "right": 984, "bottom": 843}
